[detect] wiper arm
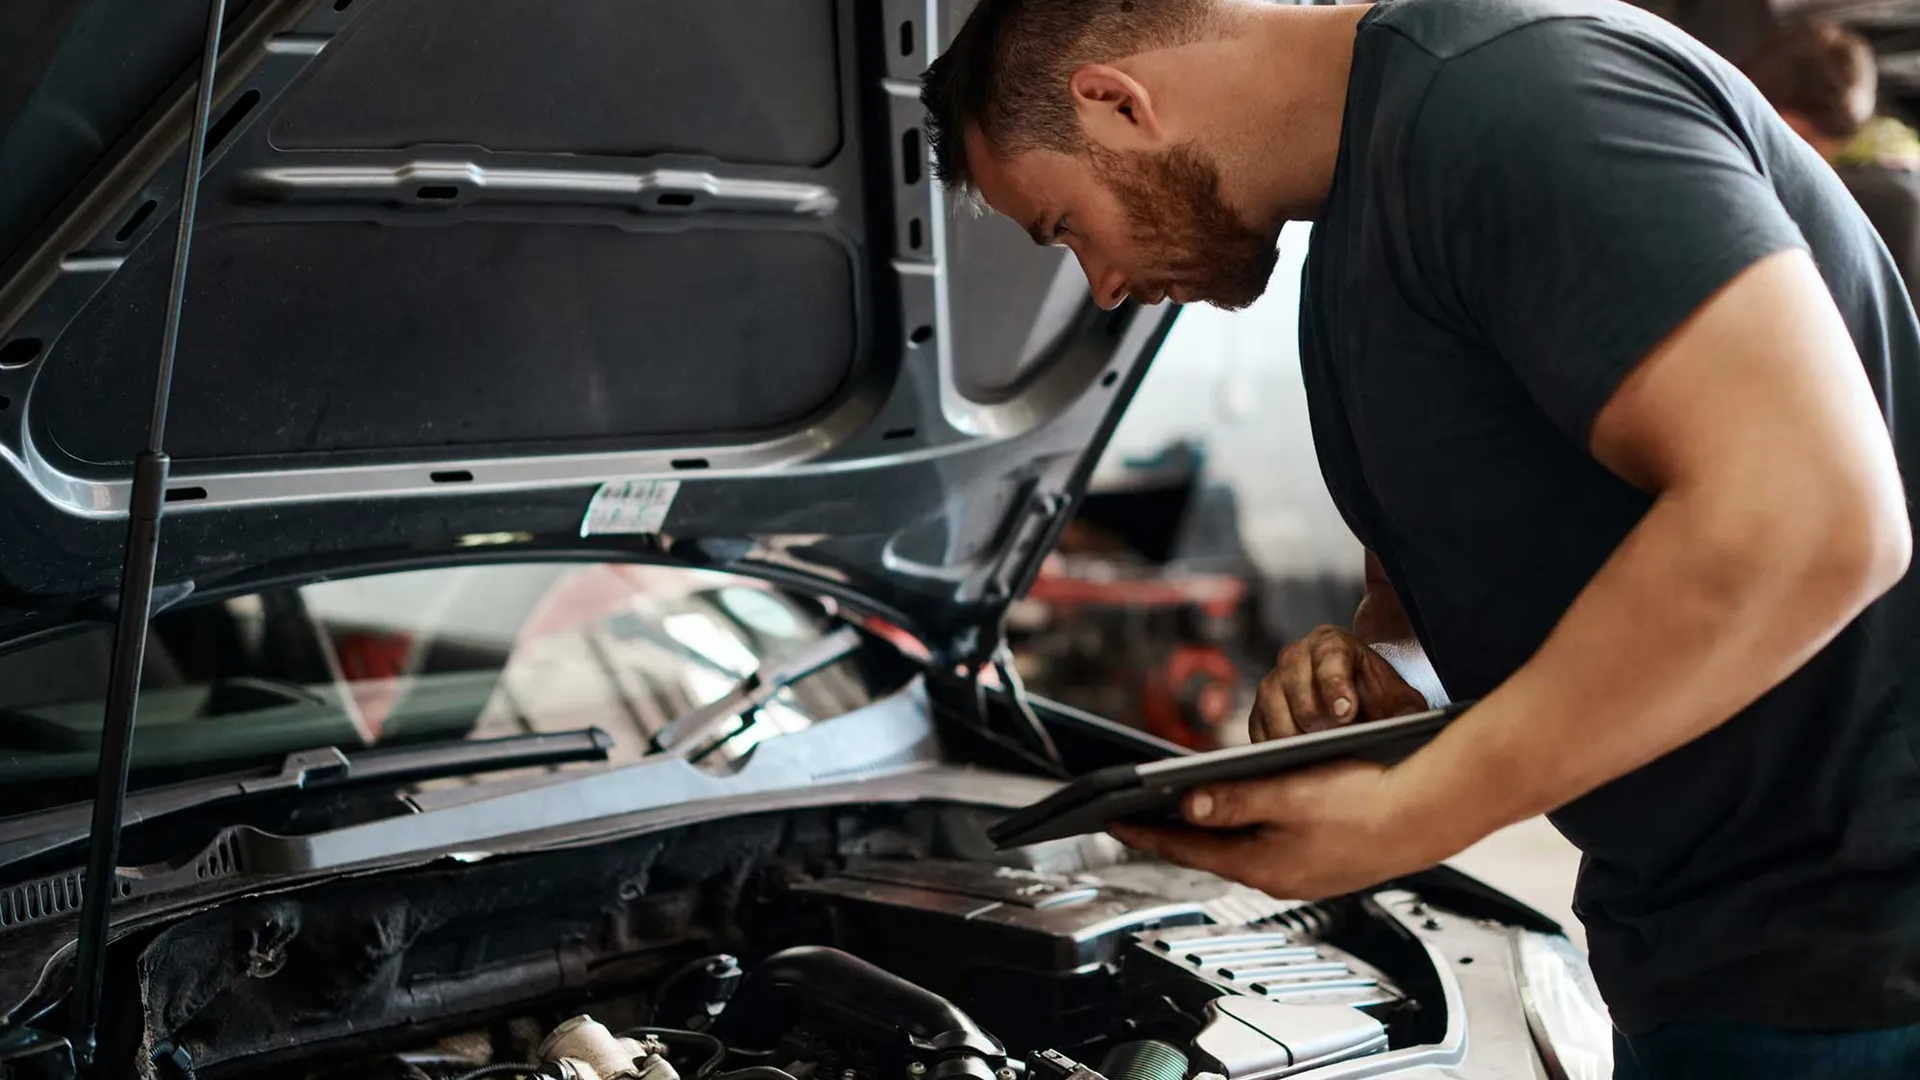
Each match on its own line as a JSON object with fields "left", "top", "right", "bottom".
{"left": 0, "top": 728, "right": 613, "bottom": 870}
{"left": 650, "top": 626, "right": 864, "bottom": 755}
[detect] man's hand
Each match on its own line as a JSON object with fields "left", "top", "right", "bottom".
{"left": 1108, "top": 760, "right": 1458, "bottom": 900}
{"left": 1249, "top": 625, "right": 1429, "bottom": 741}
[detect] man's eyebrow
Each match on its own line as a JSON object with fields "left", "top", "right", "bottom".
{"left": 1024, "top": 218, "right": 1050, "bottom": 246}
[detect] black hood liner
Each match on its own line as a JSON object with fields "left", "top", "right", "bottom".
{"left": 41, "top": 222, "right": 859, "bottom": 462}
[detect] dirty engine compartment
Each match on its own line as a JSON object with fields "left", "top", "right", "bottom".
{"left": 108, "top": 805, "right": 1472, "bottom": 1080}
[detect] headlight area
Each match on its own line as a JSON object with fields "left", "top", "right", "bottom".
{"left": 1513, "top": 930, "right": 1614, "bottom": 1080}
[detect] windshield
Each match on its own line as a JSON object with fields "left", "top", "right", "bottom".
{"left": 0, "top": 562, "right": 882, "bottom": 815}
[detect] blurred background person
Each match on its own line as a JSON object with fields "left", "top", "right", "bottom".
{"left": 1744, "top": 17, "right": 1920, "bottom": 297}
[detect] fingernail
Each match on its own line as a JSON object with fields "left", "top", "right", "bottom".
{"left": 1334, "top": 697, "right": 1352, "bottom": 717}
{"left": 1187, "top": 791, "right": 1214, "bottom": 822}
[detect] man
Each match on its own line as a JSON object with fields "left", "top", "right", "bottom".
{"left": 1742, "top": 17, "right": 1920, "bottom": 300}
{"left": 921, "top": 0, "right": 1920, "bottom": 1076}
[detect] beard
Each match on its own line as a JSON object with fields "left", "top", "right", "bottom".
{"left": 1089, "top": 141, "right": 1280, "bottom": 311}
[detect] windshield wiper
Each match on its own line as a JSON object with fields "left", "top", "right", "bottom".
{"left": 0, "top": 728, "right": 613, "bottom": 870}
{"left": 650, "top": 626, "right": 864, "bottom": 755}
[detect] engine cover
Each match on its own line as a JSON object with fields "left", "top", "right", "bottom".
{"left": 1187, "top": 998, "right": 1388, "bottom": 1079}
{"left": 1131, "top": 924, "right": 1401, "bottom": 1010}
{"left": 785, "top": 859, "right": 1397, "bottom": 1069}
{"left": 788, "top": 859, "right": 1207, "bottom": 1052}
{"left": 1125, "top": 925, "right": 1399, "bottom": 1078}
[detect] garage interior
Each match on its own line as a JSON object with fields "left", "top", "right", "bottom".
{"left": 0, "top": 0, "right": 1916, "bottom": 1077}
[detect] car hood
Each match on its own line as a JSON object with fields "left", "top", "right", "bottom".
{"left": 0, "top": 0, "right": 1176, "bottom": 661}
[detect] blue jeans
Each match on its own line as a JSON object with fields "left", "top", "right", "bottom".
{"left": 1614, "top": 1021, "right": 1920, "bottom": 1079}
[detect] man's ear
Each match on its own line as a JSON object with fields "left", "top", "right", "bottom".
{"left": 1069, "top": 63, "right": 1167, "bottom": 153}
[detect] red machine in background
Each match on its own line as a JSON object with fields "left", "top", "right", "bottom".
{"left": 1006, "top": 445, "right": 1273, "bottom": 750}
{"left": 1011, "top": 558, "right": 1249, "bottom": 749}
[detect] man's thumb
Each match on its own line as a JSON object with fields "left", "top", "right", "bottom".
{"left": 1182, "top": 778, "right": 1292, "bottom": 828}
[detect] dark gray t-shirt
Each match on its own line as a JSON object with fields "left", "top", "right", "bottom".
{"left": 1301, "top": 0, "right": 1920, "bottom": 1034}
{"left": 1841, "top": 164, "right": 1920, "bottom": 301}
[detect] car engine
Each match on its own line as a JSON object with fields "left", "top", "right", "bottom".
{"left": 104, "top": 806, "right": 1494, "bottom": 1080}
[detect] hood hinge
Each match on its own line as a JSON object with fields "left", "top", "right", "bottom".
{"left": 943, "top": 486, "right": 1066, "bottom": 670}
{"left": 938, "top": 487, "right": 1072, "bottom": 776}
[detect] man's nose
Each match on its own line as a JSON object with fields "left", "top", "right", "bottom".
{"left": 1075, "top": 251, "right": 1129, "bottom": 311}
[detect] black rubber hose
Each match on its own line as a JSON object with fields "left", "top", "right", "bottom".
{"left": 619, "top": 1027, "right": 729, "bottom": 1079}
{"left": 724, "top": 946, "right": 1003, "bottom": 1060}
{"left": 649, "top": 953, "right": 737, "bottom": 1023}
{"left": 449, "top": 1064, "right": 541, "bottom": 1080}
{"left": 711, "top": 1069, "right": 799, "bottom": 1080}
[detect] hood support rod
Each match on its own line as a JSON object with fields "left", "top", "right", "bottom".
{"left": 69, "top": 0, "right": 229, "bottom": 1065}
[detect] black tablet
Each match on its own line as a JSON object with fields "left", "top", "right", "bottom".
{"left": 988, "top": 702, "right": 1473, "bottom": 850}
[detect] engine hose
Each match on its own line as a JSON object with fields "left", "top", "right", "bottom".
{"left": 448, "top": 1064, "right": 541, "bottom": 1080}
{"left": 725, "top": 946, "right": 1003, "bottom": 1062}
{"left": 619, "top": 1028, "right": 729, "bottom": 1079}
{"left": 1099, "top": 1041, "right": 1188, "bottom": 1080}
{"left": 711, "top": 1069, "right": 799, "bottom": 1080}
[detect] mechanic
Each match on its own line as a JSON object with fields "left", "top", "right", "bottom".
{"left": 919, "top": 0, "right": 1920, "bottom": 1076}
{"left": 1741, "top": 17, "right": 1920, "bottom": 301}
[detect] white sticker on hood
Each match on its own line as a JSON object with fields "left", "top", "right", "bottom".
{"left": 580, "top": 479, "right": 681, "bottom": 537}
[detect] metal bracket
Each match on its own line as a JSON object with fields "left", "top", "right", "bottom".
{"left": 981, "top": 490, "right": 1067, "bottom": 609}
{"left": 0, "top": 1027, "right": 76, "bottom": 1080}
{"left": 236, "top": 747, "right": 350, "bottom": 795}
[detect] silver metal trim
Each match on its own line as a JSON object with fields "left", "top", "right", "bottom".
{"left": 244, "top": 161, "right": 839, "bottom": 215}
{"left": 1255, "top": 977, "right": 1382, "bottom": 997}
{"left": 10, "top": 352, "right": 1131, "bottom": 519}
{"left": 265, "top": 33, "right": 329, "bottom": 56}
{"left": 56, "top": 256, "right": 127, "bottom": 274}
{"left": 1255, "top": 893, "right": 1469, "bottom": 1080}
{"left": 1138, "top": 927, "right": 1393, "bottom": 1013}
{"left": 888, "top": 8, "right": 1146, "bottom": 442}
{"left": 0, "top": 0, "right": 315, "bottom": 338}
{"left": 11, "top": 285, "right": 1154, "bottom": 520}
{"left": 239, "top": 681, "right": 1076, "bottom": 876}
{"left": 1155, "top": 930, "right": 1297, "bottom": 954}
{"left": 1196, "top": 946, "right": 1320, "bottom": 965}
{"left": 1224, "top": 962, "right": 1357, "bottom": 983}
{"left": 12, "top": 390, "right": 891, "bottom": 517}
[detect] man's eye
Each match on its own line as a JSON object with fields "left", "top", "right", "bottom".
{"left": 1051, "top": 220, "right": 1069, "bottom": 242}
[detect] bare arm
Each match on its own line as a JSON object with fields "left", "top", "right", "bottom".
{"left": 1388, "top": 247, "right": 1911, "bottom": 849}
{"left": 1116, "top": 249, "right": 1912, "bottom": 900}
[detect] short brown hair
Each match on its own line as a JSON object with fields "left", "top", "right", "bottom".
{"left": 919, "top": 0, "right": 1219, "bottom": 196}
{"left": 1742, "top": 18, "right": 1878, "bottom": 140}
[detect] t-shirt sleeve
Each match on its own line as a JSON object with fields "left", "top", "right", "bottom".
{"left": 1844, "top": 169, "right": 1920, "bottom": 300}
{"left": 1402, "top": 19, "right": 1811, "bottom": 445}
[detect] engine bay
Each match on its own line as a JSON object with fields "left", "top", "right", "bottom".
{"left": 102, "top": 804, "right": 1491, "bottom": 1080}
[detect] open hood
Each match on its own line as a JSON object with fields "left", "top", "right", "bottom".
{"left": 0, "top": 0, "right": 1176, "bottom": 662}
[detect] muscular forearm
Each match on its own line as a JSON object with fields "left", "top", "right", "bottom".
{"left": 1387, "top": 476, "right": 1910, "bottom": 851}
{"left": 1387, "top": 250, "right": 1914, "bottom": 855}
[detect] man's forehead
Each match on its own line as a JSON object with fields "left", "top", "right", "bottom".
{"left": 964, "top": 128, "right": 1074, "bottom": 239}
{"left": 964, "top": 128, "right": 1026, "bottom": 219}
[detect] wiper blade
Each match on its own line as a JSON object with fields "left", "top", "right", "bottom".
{"left": 650, "top": 626, "right": 864, "bottom": 755}
{"left": 0, "top": 728, "right": 613, "bottom": 870}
